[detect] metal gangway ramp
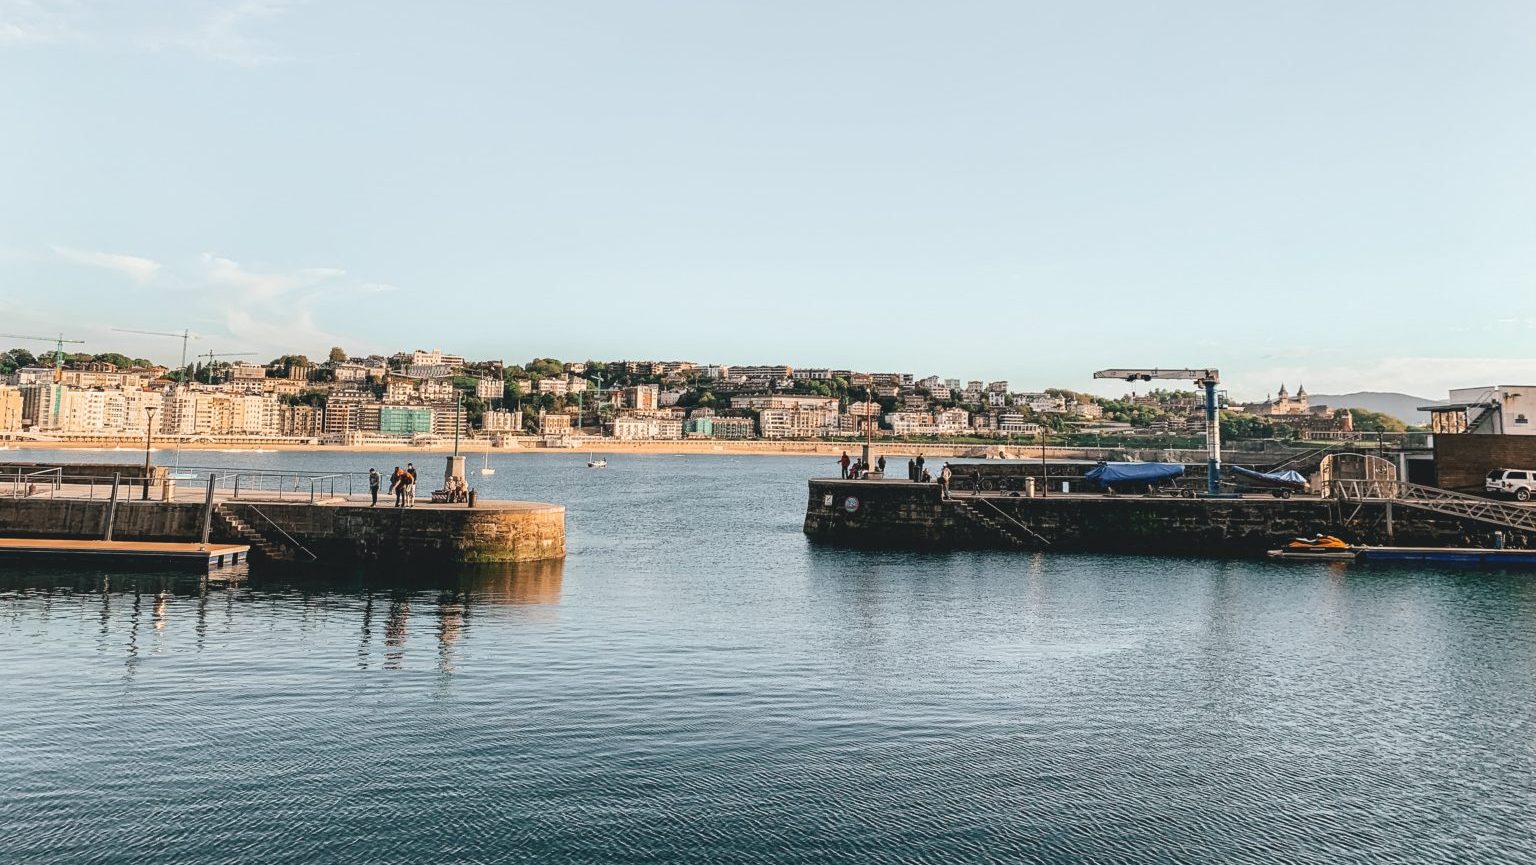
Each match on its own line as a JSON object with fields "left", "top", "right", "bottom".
{"left": 1333, "top": 479, "right": 1536, "bottom": 534}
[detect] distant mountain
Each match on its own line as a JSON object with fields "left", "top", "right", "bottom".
{"left": 1308, "top": 392, "right": 1441, "bottom": 425}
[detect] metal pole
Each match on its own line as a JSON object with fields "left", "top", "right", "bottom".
{"left": 1204, "top": 379, "right": 1221, "bottom": 496}
{"left": 104, "top": 473, "right": 120, "bottom": 541}
{"left": 1040, "top": 428, "right": 1048, "bottom": 496}
{"left": 142, "top": 407, "right": 157, "bottom": 500}
{"left": 201, "top": 474, "right": 215, "bottom": 546}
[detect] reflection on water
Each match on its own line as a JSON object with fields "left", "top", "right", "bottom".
{"left": 0, "top": 557, "right": 566, "bottom": 676}
{"left": 5, "top": 452, "right": 1536, "bottom": 864}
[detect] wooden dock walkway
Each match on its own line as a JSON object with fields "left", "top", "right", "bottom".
{"left": 0, "top": 538, "right": 250, "bottom": 571}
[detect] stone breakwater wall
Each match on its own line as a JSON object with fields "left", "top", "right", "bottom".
{"left": 0, "top": 498, "right": 565, "bottom": 564}
{"left": 804, "top": 480, "right": 1490, "bottom": 555}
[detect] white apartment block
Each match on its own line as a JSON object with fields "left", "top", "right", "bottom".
{"left": 758, "top": 408, "right": 839, "bottom": 439}
{"left": 481, "top": 409, "right": 524, "bottom": 432}
{"left": 611, "top": 415, "right": 684, "bottom": 440}
{"left": 731, "top": 394, "right": 838, "bottom": 412}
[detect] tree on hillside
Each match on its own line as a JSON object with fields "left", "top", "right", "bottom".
{"left": 0, "top": 348, "right": 39, "bottom": 374}
{"left": 328, "top": 346, "right": 348, "bottom": 363}
{"left": 1220, "top": 414, "right": 1276, "bottom": 440}
{"left": 525, "top": 358, "right": 564, "bottom": 378}
{"left": 1348, "top": 408, "right": 1407, "bottom": 433}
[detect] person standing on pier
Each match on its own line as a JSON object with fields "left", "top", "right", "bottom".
{"left": 406, "top": 462, "right": 418, "bottom": 487}
{"left": 908, "top": 458, "right": 917, "bottom": 481}
{"left": 876, "top": 455, "right": 886, "bottom": 476}
{"left": 390, "top": 466, "right": 406, "bottom": 508}
{"left": 838, "top": 451, "right": 851, "bottom": 479}
{"left": 939, "top": 464, "right": 952, "bottom": 499}
{"left": 368, "top": 468, "right": 380, "bottom": 507}
{"left": 915, "top": 453, "right": 925, "bottom": 479}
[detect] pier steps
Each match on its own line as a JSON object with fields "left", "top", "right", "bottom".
{"left": 950, "top": 498, "right": 1049, "bottom": 549}
{"left": 212, "top": 505, "right": 310, "bottom": 562}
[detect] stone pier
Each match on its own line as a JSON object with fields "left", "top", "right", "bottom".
{"left": 805, "top": 479, "right": 1496, "bottom": 556}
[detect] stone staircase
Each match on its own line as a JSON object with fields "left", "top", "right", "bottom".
{"left": 212, "top": 504, "right": 300, "bottom": 562}
{"left": 950, "top": 497, "right": 1049, "bottom": 549}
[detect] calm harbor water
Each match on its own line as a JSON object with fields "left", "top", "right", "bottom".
{"left": 3, "top": 449, "right": 1536, "bottom": 864}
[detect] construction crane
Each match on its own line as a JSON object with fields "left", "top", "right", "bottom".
{"left": 196, "top": 350, "right": 259, "bottom": 384}
{"left": 1093, "top": 368, "right": 1224, "bottom": 496}
{"left": 112, "top": 328, "right": 200, "bottom": 377}
{"left": 0, "top": 332, "right": 86, "bottom": 370}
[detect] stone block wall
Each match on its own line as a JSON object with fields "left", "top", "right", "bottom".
{"left": 805, "top": 480, "right": 1509, "bottom": 555}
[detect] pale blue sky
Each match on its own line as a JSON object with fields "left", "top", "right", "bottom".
{"left": 3, "top": 1, "right": 1534, "bottom": 399}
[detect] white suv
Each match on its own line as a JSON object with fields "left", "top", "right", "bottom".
{"left": 1485, "top": 468, "right": 1536, "bottom": 502}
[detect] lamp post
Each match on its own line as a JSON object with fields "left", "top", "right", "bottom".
{"left": 142, "top": 406, "right": 158, "bottom": 500}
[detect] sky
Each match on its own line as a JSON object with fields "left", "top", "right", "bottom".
{"left": 2, "top": 0, "right": 1534, "bottom": 401}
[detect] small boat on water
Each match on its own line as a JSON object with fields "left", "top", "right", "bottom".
{"left": 1268, "top": 535, "right": 1536, "bottom": 567}
{"left": 587, "top": 454, "right": 607, "bottom": 468}
{"left": 1267, "top": 535, "right": 1356, "bottom": 561}
{"left": 479, "top": 452, "right": 495, "bottom": 476}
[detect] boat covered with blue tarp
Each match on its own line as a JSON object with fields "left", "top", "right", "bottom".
{"left": 1228, "top": 465, "right": 1309, "bottom": 490}
{"left": 1084, "top": 462, "right": 1185, "bottom": 487}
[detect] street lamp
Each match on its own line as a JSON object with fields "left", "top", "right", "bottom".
{"left": 142, "top": 406, "right": 158, "bottom": 500}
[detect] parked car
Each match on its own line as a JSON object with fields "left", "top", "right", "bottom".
{"left": 1485, "top": 468, "right": 1536, "bottom": 501}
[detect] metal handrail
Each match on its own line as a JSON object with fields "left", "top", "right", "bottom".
{"left": 1332, "top": 478, "right": 1536, "bottom": 533}
{"left": 241, "top": 505, "right": 319, "bottom": 561}
{"left": 969, "top": 495, "right": 1052, "bottom": 545}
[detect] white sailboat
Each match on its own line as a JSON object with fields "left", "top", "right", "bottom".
{"left": 479, "top": 452, "right": 495, "bottom": 476}
{"left": 587, "top": 453, "right": 607, "bottom": 468}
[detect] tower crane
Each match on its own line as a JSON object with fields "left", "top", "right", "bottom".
{"left": 0, "top": 332, "right": 86, "bottom": 371}
{"left": 196, "top": 350, "right": 259, "bottom": 384}
{"left": 112, "top": 328, "right": 200, "bottom": 378}
{"left": 1093, "top": 368, "right": 1224, "bottom": 496}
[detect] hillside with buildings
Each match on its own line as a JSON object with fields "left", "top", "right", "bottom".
{"left": 0, "top": 346, "right": 1367, "bottom": 447}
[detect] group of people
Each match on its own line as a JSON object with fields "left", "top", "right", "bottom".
{"left": 835, "top": 451, "right": 964, "bottom": 498}
{"left": 367, "top": 463, "right": 419, "bottom": 508}
{"left": 838, "top": 451, "right": 889, "bottom": 479}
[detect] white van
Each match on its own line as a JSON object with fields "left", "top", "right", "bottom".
{"left": 1485, "top": 468, "right": 1536, "bottom": 501}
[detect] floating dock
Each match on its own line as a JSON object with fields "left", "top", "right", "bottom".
{"left": 0, "top": 538, "right": 250, "bottom": 571}
{"left": 1354, "top": 546, "right": 1536, "bottom": 567}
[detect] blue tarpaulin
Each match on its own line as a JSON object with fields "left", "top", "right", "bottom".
{"left": 1084, "top": 462, "right": 1185, "bottom": 487}
{"left": 1228, "top": 465, "right": 1309, "bottom": 489}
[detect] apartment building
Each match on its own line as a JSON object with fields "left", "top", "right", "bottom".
{"left": 758, "top": 407, "right": 839, "bottom": 439}
{"left": 481, "top": 409, "right": 524, "bottom": 432}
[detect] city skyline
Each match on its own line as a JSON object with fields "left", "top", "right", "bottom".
{"left": 4, "top": 1, "right": 1535, "bottom": 397}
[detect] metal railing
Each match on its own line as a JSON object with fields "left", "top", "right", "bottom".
{"left": 226, "top": 470, "right": 357, "bottom": 504}
{"left": 970, "top": 495, "right": 1051, "bottom": 545}
{"left": 241, "top": 505, "right": 319, "bottom": 561}
{"left": 1332, "top": 478, "right": 1536, "bottom": 534}
{"left": 5, "top": 466, "right": 63, "bottom": 498}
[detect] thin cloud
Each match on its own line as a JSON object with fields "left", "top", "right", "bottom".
{"left": 51, "top": 244, "right": 162, "bottom": 283}
{"left": 145, "top": 0, "right": 291, "bottom": 66}
{"left": 0, "top": 0, "right": 80, "bottom": 45}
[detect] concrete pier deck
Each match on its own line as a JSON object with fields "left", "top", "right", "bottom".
{"left": 1, "top": 464, "right": 566, "bottom": 565}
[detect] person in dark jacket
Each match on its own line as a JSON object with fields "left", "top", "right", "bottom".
{"left": 907, "top": 459, "right": 917, "bottom": 481}
{"left": 390, "top": 466, "right": 406, "bottom": 507}
{"left": 838, "top": 451, "right": 851, "bottom": 479}
{"left": 368, "top": 468, "right": 380, "bottom": 507}
{"left": 876, "top": 455, "right": 886, "bottom": 475}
